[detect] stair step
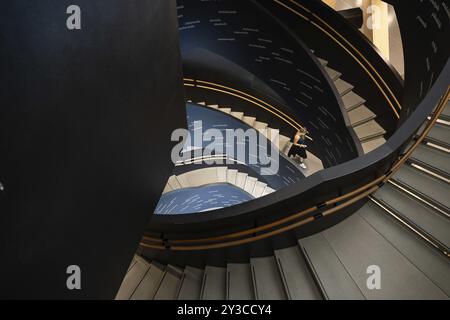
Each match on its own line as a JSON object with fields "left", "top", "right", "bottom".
{"left": 359, "top": 201, "right": 450, "bottom": 296}
{"left": 254, "top": 121, "right": 268, "bottom": 130}
{"left": 201, "top": 266, "right": 226, "bottom": 300}
{"left": 373, "top": 183, "right": 450, "bottom": 247}
{"left": 353, "top": 120, "right": 386, "bottom": 142}
{"left": 410, "top": 144, "right": 449, "bottom": 178}
{"left": 235, "top": 172, "right": 248, "bottom": 189}
{"left": 252, "top": 181, "right": 267, "bottom": 198}
{"left": 362, "top": 137, "right": 385, "bottom": 154}
{"left": 177, "top": 266, "right": 204, "bottom": 300}
{"left": 348, "top": 105, "right": 376, "bottom": 127}
{"left": 217, "top": 167, "right": 227, "bottom": 183}
{"left": 324, "top": 66, "right": 341, "bottom": 81}
{"left": 342, "top": 91, "right": 366, "bottom": 111}
{"left": 243, "top": 116, "right": 256, "bottom": 127}
{"left": 219, "top": 107, "right": 232, "bottom": 114}
{"left": 116, "top": 257, "right": 151, "bottom": 300}
{"left": 299, "top": 234, "right": 363, "bottom": 300}
{"left": 275, "top": 246, "right": 321, "bottom": 300}
{"left": 323, "top": 213, "right": 447, "bottom": 299}
{"left": 424, "top": 123, "right": 450, "bottom": 149}
{"left": 130, "top": 262, "right": 165, "bottom": 300}
{"left": 231, "top": 111, "right": 244, "bottom": 120}
{"left": 317, "top": 57, "right": 328, "bottom": 66}
{"left": 167, "top": 175, "right": 182, "bottom": 190}
{"left": 208, "top": 104, "right": 219, "bottom": 109}
{"left": 334, "top": 78, "right": 354, "bottom": 96}
{"left": 226, "top": 169, "right": 238, "bottom": 185}
{"left": 162, "top": 183, "right": 173, "bottom": 194}
{"left": 154, "top": 269, "right": 182, "bottom": 300}
{"left": 127, "top": 257, "right": 137, "bottom": 273}
{"left": 243, "top": 176, "right": 258, "bottom": 195}
{"left": 262, "top": 186, "right": 275, "bottom": 196}
{"left": 227, "top": 264, "right": 255, "bottom": 300}
{"left": 393, "top": 164, "right": 450, "bottom": 210}
{"left": 250, "top": 256, "right": 287, "bottom": 300}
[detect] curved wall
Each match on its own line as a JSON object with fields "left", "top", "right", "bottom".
{"left": 0, "top": 0, "right": 185, "bottom": 299}
{"left": 178, "top": 0, "right": 360, "bottom": 167}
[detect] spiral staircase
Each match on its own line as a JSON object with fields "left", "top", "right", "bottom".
{"left": 1, "top": 0, "right": 449, "bottom": 300}
{"left": 115, "top": 0, "right": 450, "bottom": 300}
{"left": 118, "top": 101, "right": 450, "bottom": 300}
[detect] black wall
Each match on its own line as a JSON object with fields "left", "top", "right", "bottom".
{"left": 0, "top": 0, "right": 185, "bottom": 299}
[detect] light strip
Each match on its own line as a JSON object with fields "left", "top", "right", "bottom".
{"left": 410, "top": 163, "right": 450, "bottom": 184}
{"left": 388, "top": 180, "right": 449, "bottom": 218}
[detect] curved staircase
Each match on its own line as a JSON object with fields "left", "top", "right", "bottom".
{"left": 315, "top": 56, "right": 387, "bottom": 154}
{"left": 117, "top": 101, "right": 450, "bottom": 300}
{"left": 188, "top": 101, "right": 325, "bottom": 176}
{"left": 162, "top": 167, "right": 275, "bottom": 198}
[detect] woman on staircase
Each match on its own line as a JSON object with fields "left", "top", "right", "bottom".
{"left": 288, "top": 129, "right": 308, "bottom": 169}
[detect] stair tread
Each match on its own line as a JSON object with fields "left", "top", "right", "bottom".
{"left": 130, "top": 263, "right": 165, "bottom": 300}
{"left": 167, "top": 175, "right": 182, "bottom": 190}
{"left": 342, "top": 91, "right": 366, "bottom": 111}
{"left": 334, "top": 78, "right": 354, "bottom": 96}
{"left": 325, "top": 66, "right": 341, "bottom": 81}
{"left": 243, "top": 116, "right": 256, "bottom": 126}
{"left": 227, "top": 263, "right": 255, "bottom": 300}
{"left": 275, "top": 246, "right": 321, "bottom": 300}
{"left": 323, "top": 213, "right": 447, "bottom": 299}
{"left": 317, "top": 57, "right": 328, "bottom": 66}
{"left": 411, "top": 144, "right": 449, "bottom": 176}
{"left": 231, "top": 111, "right": 244, "bottom": 120}
{"left": 235, "top": 172, "right": 248, "bottom": 189}
{"left": 226, "top": 169, "right": 238, "bottom": 185}
{"left": 201, "top": 266, "right": 226, "bottom": 300}
{"left": 426, "top": 123, "right": 450, "bottom": 146}
{"left": 178, "top": 266, "right": 203, "bottom": 300}
{"left": 348, "top": 105, "right": 376, "bottom": 127}
{"left": 154, "top": 270, "right": 181, "bottom": 300}
{"left": 393, "top": 164, "right": 450, "bottom": 209}
{"left": 254, "top": 121, "right": 268, "bottom": 130}
{"left": 243, "top": 176, "right": 258, "bottom": 195}
{"left": 116, "top": 258, "right": 151, "bottom": 300}
{"left": 219, "top": 108, "right": 232, "bottom": 113}
{"left": 373, "top": 183, "right": 450, "bottom": 247}
{"left": 362, "top": 137, "right": 385, "bottom": 154}
{"left": 253, "top": 181, "right": 267, "bottom": 198}
{"left": 358, "top": 202, "right": 450, "bottom": 296}
{"left": 353, "top": 120, "right": 386, "bottom": 141}
{"left": 250, "top": 256, "right": 287, "bottom": 300}
{"left": 299, "top": 234, "right": 364, "bottom": 300}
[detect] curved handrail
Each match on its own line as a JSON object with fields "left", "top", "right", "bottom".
{"left": 184, "top": 78, "right": 313, "bottom": 141}
{"left": 142, "top": 85, "right": 449, "bottom": 252}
